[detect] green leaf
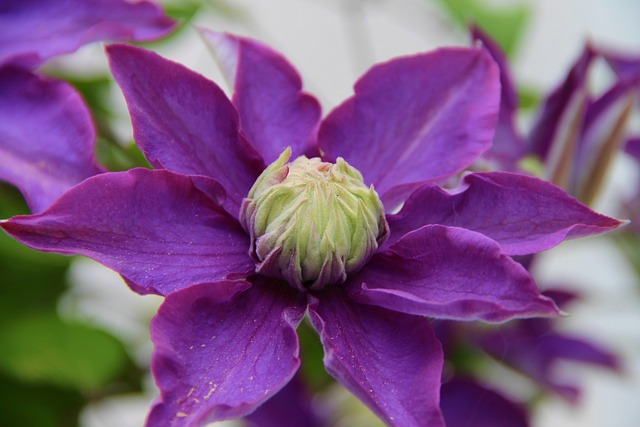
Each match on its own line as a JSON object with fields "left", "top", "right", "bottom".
{"left": 298, "top": 320, "right": 333, "bottom": 392}
{"left": 518, "top": 85, "right": 542, "bottom": 110}
{"left": 0, "top": 373, "right": 84, "bottom": 427}
{"left": 0, "top": 182, "right": 31, "bottom": 217}
{"left": 0, "top": 313, "right": 130, "bottom": 392}
{"left": 615, "top": 232, "right": 640, "bottom": 279}
{"left": 436, "top": 0, "right": 530, "bottom": 58}
{"left": 96, "top": 137, "right": 151, "bottom": 171}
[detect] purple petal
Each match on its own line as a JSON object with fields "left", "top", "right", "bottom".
{"left": 0, "top": 0, "right": 175, "bottom": 68}
{"left": 0, "top": 66, "right": 104, "bottom": 213}
{"left": 106, "top": 43, "right": 265, "bottom": 216}
{"left": 385, "top": 172, "right": 625, "bottom": 255}
{"left": 625, "top": 137, "right": 640, "bottom": 163}
{"left": 347, "top": 224, "right": 560, "bottom": 322}
{"left": 319, "top": 47, "right": 500, "bottom": 207}
{"left": 602, "top": 49, "right": 640, "bottom": 80}
{"left": 471, "top": 26, "right": 527, "bottom": 169}
{"left": 201, "top": 30, "right": 322, "bottom": 164}
{"left": 529, "top": 46, "right": 595, "bottom": 161}
{"left": 244, "top": 373, "right": 325, "bottom": 427}
{"left": 572, "top": 72, "right": 640, "bottom": 202}
{"left": 441, "top": 378, "right": 529, "bottom": 427}
{"left": 479, "top": 323, "right": 620, "bottom": 403}
{"left": 147, "top": 278, "right": 306, "bottom": 426}
{"left": 309, "top": 288, "right": 445, "bottom": 427}
{"left": 1, "top": 169, "right": 254, "bottom": 296}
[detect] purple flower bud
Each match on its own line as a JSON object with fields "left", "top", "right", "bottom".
{"left": 241, "top": 148, "right": 389, "bottom": 290}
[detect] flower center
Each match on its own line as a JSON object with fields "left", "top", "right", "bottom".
{"left": 240, "top": 148, "right": 389, "bottom": 290}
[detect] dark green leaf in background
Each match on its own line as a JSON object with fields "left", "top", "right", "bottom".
{"left": 0, "top": 313, "right": 131, "bottom": 392}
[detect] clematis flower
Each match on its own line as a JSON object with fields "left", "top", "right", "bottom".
{"left": 470, "top": 26, "right": 527, "bottom": 171}
{"left": 0, "top": 65, "right": 106, "bottom": 213}
{"left": 477, "top": 289, "right": 621, "bottom": 403}
{"left": 0, "top": 0, "right": 175, "bottom": 213}
{"left": 525, "top": 43, "right": 640, "bottom": 205}
{"left": 472, "top": 27, "right": 640, "bottom": 209}
{"left": 432, "top": 289, "right": 620, "bottom": 427}
{"left": 0, "top": 0, "right": 175, "bottom": 69}
{"left": 0, "top": 32, "right": 625, "bottom": 426}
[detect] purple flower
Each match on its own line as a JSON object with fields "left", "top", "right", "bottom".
{"left": 471, "top": 26, "right": 527, "bottom": 171}
{"left": 471, "top": 27, "right": 640, "bottom": 209}
{"left": 477, "top": 289, "right": 621, "bottom": 403}
{"left": 0, "top": 0, "right": 175, "bottom": 69}
{"left": 0, "top": 0, "right": 175, "bottom": 213}
{"left": 0, "top": 32, "right": 625, "bottom": 426}
{"left": 431, "top": 289, "right": 620, "bottom": 426}
{"left": 0, "top": 65, "right": 109, "bottom": 213}
{"left": 526, "top": 43, "right": 640, "bottom": 204}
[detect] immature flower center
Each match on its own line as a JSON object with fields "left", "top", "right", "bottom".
{"left": 240, "top": 148, "right": 389, "bottom": 290}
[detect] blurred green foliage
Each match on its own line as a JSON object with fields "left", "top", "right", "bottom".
{"left": 298, "top": 320, "right": 334, "bottom": 391}
{"left": 0, "top": 373, "right": 84, "bottom": 427}
{"left": 0, "top": 313, "right": 130, "bottom": 392}
{"left": 615, "top": 232, "right": 640, "bottom": 279}
{"left": 0, "top": 184, "right": 143, "bottom": 427}
{"left": 436, "top": 0, "right": 530, "bottom": 58}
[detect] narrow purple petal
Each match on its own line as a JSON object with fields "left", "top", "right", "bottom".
{"left": 0, "top": 66, "right": 104, "bottom": 213}
{"left": 1, "top": 169, "right": 254, "bottom": 296}
{"left": 148, "top": 278, "right": 306, "bottom": 426}
{"left": 106, "top": 43, "right": 265, "bottom": 216}
{"left": 347, "top": 224, "right": 560, "bottom": 322}
{"left": 0, "top": 0, "right": 175, "bottom": 68}
{"left": 602, "top": 49, "right": 640, "bottom": 80}
{"left": 309, "top": 288, "right": 445, "bottom": 427}
{"left": 583, "top": 75, "right": 640, "bottom": 140}
{"left": 441, "top": 378, "right": 529, "bottom": 427}
{"left": 479, "top": 324, "right": 620, "bottom": 402}
{"left": 529, "top": 46, "right": 595, "bottom": 160}
{"left": 572, "top": 73, "right": 640, "bottom": 201}
{"left": 385, "top": 172, "right": 625, "bottom": 255}
{"left": 471, "top": 26, "right": 527, "bottom": 169}
{"left": 625, "top": 137, "right": 640, "bottom": 163}
{"left": 319, "top": 47, "right": 500, "bottom": 207}
{"left": 201, "top": 30, "right": 322, "bottom": 164}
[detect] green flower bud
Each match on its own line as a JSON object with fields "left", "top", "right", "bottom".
{"left": 240, "top": 148, "right": 389, "bottom": 290}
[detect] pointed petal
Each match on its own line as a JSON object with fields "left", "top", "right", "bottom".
{"left": 106, "top": 43, "right": 265, "bottom": 216}
{"left": 147, "top": 278, "right": 306, "bottom": 426}
{"left": 308, "top": 288, "right": 445, "bottom": 427}
{"left": 602, "top": 48, "right": 640, "bottom": 80}
{"left": 319, "top": 47, "right": 500, "bottom": 207}
{"left": 348, "top": 225, "right": 559, "bottom": 322}
{"left": 1, "top": 169, "right": 254, "bottom": 296}
{"left": 479, "top": 323, "right": 620, "bottom": 403}
{"left": 441, "top": 378, "right": 529, "bottom": 427}
{"left": 471, "top": 26, "right": 527, "bottom": 169}
{"left": 573, "top": 74, "right": 639, "bottom": 203}
{"left": 0, "top": 0, "right": 175, "bottom": 68}
{"left": 201, "top": 30, "right": 322, "bottom": 164}
{"left": 385, "top": 172, "right": 625, "bottom": 255}
{"left": 529, "top": 46, "right": 595, "bottom": 161}
{"left": 626, "top": 137, "right": 640, "bottom": 163}
{"left": 0, "top": 66, "right": 103, "bottom": 213}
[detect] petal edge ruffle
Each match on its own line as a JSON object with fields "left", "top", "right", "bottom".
{"left": 348, "top": 224, "right": 560, "bottom": 322}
